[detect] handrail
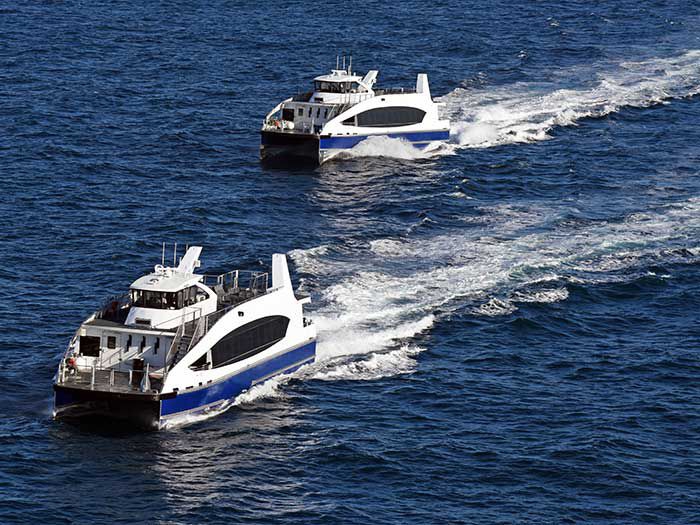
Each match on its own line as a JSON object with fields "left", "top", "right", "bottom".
{"left": 163, "top": 314, "right": 186, "bottom": 381}
{"left": 176, "top": 282, "right": 271, "bottom": 356}
{"left": 57, "top": 316, "right": 93, "bottom": 385}
{"left": 179, "top": 314, "right": 206, "bottom": 367}
{"left": 100, "top": 346, "right": 142, "bottom": 369}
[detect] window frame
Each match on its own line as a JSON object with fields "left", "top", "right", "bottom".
{"left": 352, "top": 106, "right": 426, "bottom": 128}
{"left": 211, "top": 316, "right": 290, "bottom": 369}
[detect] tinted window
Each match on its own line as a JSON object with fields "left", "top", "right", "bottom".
{"left": 315, "top": 81, "right": 346, "bottom": 93}
{"left": 131, "top": 286, "right": 204, "bottom": 310}
{"left": 80, "top": 336, "right": 100, "bottom": 357}
{"left": 211, "top": 316, "right": 290, "bottom": 368}
{"left": 282, "top": 108, "right": 295, "bottom": 121}
{"left": 354, "top": 107, "right": 426, "bottom": 127}
{"left": 131, "top": 290, "right": 178, "bottom": 309}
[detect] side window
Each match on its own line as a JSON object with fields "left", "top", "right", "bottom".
{"left": 355, "top": 107, "right": 426, "bottom": 127}
{"left": 282, "top": 108, "right": 295, "bottom": 121}
{"left": 107, "top": 336, "right": 116, "bottom": 349}
{"left": 211, "top": 316, "right": 290, "bottom": 368}
{"left": 178, "top": 286, "right": 201, "bottom": 308}
{"left": 190, "top": 353, "right": 208, "bottom": 370}
{"left": 80, "top": 336, "right": 101, "bottom": 357}
{"left": 342, "top": 116, "right": 356, "bottom": 126}
{"left": 308, "top": 107, "right": 312, "bottom": 117}
{"left": 298, "top": 107, "right": 303, "bottom": 116}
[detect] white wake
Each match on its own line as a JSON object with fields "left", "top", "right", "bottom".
{"left": 342, "top": 50, "right": 700, "bottom": 159}
{"left": 442, "top": 49, "right": 700, "bottom": 149}
{"left": 224, "top": 197, "right": 700, "bottom": 409}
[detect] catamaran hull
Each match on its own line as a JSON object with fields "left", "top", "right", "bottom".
{"left": 53, "top": 386, "right": 163, "bottom": 429}
{"left": 260, "top": 131, "right": 321, "bottom": 164}
{"left": 260, "top": 129, "right": 450, "bottom": 165}
{"left": 53, "top": 340, "right": 316, "bottom": 430}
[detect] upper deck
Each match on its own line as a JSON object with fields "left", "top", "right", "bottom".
{"left": 56, "top": 268, "right": 272, "bottom": 395}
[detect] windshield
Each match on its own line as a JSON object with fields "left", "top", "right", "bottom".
{"left": 131, "top": 290, "right": 178, "bottom": 309}
{"left": 314, "top": 81, "right": 355, "bottom": 93}
{"left": 130, "top": 286, "right": 205, "bottom": 310}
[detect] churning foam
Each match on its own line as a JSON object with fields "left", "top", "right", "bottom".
{"left": 441, "top": 49, "right": 700, "bottom": 150}
{"left": 312, "top": 344, "right": 424, "bottom": 382}
{"left": 292, "top": 196, "right": 699, "bottom": 375}
{"left": 218, "top": 198, "right": 700, "bottom": 412}
{"left": 341, "top": 135, "right": 444, "bottom": 160}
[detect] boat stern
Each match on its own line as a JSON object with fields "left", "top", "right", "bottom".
{"left": 53, "top": 383, "right": 163, "bottom": 430}
{"left": 260, "top": 130, "right": 320, "bottom": 165}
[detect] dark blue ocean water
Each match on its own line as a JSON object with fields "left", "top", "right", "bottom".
{"left": 2, "top": 1, "right": 700, "bottom": 523}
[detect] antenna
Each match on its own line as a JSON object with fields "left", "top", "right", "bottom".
{"left": 342, "top": 55, "right": 346, "bottom": 71}
{"left": 161, "top": 242, "right": 165, "bottom": 266}
{"left": 349, "top": 55, "right": 352, "bottom": 74}
{"left": 173, "top": 242, "right": 177, "bottom": 267}
{"left": 336, "top": 54, "right": 339, "bottom": 69}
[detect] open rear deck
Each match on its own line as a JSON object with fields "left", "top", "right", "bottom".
{"left": 59, "top": 367, "right": 163, "bottom": 394}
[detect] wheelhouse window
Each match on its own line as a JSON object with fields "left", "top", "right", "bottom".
{"left": 131, "top": 290, "right": 178, "bottom": 309}
{"left": 350, "top": 107, "right": 426, "bottom": 127}
{"left": 211, "top": 316, "right": 290, "bottom": 368}
{"left": 314, "top": 81, "right": 355, "bottom": 93}
{"left": 130, "top": 286, "right": 206, "bottom": 310}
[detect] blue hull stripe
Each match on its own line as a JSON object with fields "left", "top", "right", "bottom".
{"left": 160, "top": 340, "right": 316, "bottom": 416}
{"left": 319, "top": 130, "right": 449, "bottom": 150}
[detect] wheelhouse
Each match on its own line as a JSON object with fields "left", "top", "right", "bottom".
{"left": 129, "top": 285, "right": 208, "bottom": 310}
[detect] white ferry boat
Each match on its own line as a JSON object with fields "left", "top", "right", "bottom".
{"left": 53, "top": 245, "right": 316, "bottom": 429}
{"left": 260, "top": 57, "right": 450, "bottom": 164}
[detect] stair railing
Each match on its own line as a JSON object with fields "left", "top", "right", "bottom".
{"left": 163, "top": 313, "right": 186, "bottom": 382}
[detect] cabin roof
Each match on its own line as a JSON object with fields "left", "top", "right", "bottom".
{"left": 313, "top": 70, "right": 363, "bottom": 83}
{"left": 130, "top": 271, "right": 203, "bottom": 293}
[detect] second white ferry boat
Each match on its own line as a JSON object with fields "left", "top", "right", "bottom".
{"left": 53, "top": 245, "right": 316, "bottom": 429}
{"left": 261, "top": 57, "right": 450, "bottom": 164}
